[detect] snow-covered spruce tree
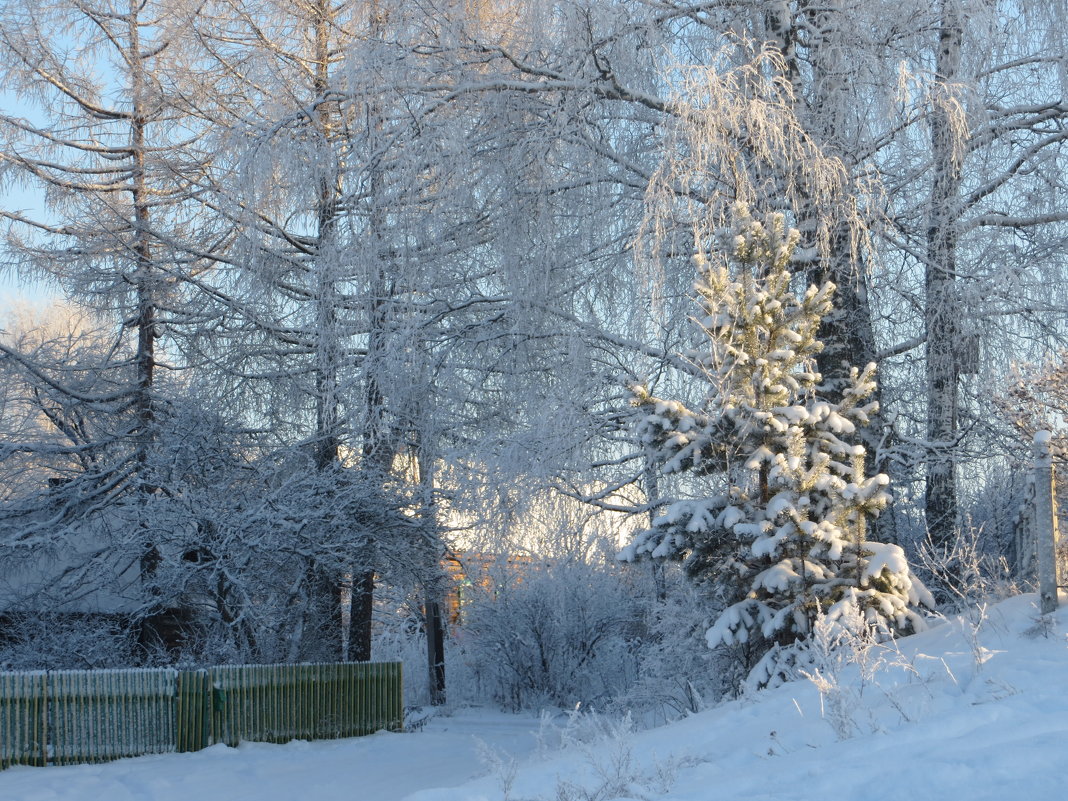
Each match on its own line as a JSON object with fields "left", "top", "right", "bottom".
{"left": 619, "top": 207, "right": 932, "bottom": 686}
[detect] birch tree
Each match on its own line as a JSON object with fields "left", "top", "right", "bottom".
{"left": 636, "top": 1, "right": 1068, "bottom": 547}
{"left": 876, "top": 0, "right": 1068, "bottom": 546}
{"left": 187, "top": 0, "right": 511, "bottom": 664}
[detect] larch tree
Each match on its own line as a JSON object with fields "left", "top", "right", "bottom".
{"left": 0, "top": 0, "right": 221, "bottom": 652}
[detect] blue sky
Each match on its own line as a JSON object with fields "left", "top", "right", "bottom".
{"left": 0, "top": 194, "right": 57, "bottom": 311}
{"left": 1, "top": 89, "right": 58, "bottom": 311}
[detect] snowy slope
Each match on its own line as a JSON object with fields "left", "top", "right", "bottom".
{"left": 414, "top": 592, "right": 1068, "bottom": 801}
{"left": 1, "top": 594, "right": 1065, "bottom": 801}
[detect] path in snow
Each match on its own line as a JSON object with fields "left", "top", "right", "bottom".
{"left": 0, "top": 709, "right": 545, "bottom": 801}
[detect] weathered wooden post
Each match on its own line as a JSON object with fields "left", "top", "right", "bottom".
{"left": 425, "top": 598, "right": 446, "bottom": 706}
{"left": 1018, "top": 474, "right": 1035, "bottom": 576}
{"left": 1033, "top": 431, "right": 1060, "bottom": 614}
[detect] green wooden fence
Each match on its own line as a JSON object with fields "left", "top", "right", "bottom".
{"left": 0, "top": 672, "right": 47, "bottom": 768}
{"left": 50, "top": 668, "right": 177, "bottom": 765}
{"left": 0, "top": 661, "right": 402, "bottom": 769}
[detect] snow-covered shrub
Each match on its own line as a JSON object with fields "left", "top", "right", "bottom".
{"left": 917, "top": 522, "right": 1019, "bottom": 613}
{"left": 783, "top": 597, "right": 917, "bottom": 739}
{"left": 0, "top": 611, "right": 135, "bottom": 671}
{"left": 455, "top": 559, "right": 642, "bottom": 711}
{"left": 373, "top": 618, "right": 433, "bottom": 709}
{"left": 617, "top": 572, "right": 738, "bottom": 722}
{"left": 916, "top": 522, "right": 1022, "bottom": 675}
{"left": 536, "top": 708, "right": 693, "bottom": 801}
{"left": 551, "top": 712, "right": 642, "bottom": 801}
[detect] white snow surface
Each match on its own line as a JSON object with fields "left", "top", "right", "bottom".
{"left": 2, "top": 593, "right": 1067, "bottom": 801}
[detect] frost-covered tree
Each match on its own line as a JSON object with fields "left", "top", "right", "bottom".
{"left": 619, "top": 207, "right": 932, "bottom": 684}
{"left": 888, "top": 1, "right": 1068, "bottom": 548}
{"left": 0, "top": 0, "right": 222, "bottom": 654}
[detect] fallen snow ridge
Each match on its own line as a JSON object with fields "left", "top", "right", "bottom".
{"left": 1, "top": 593, "right": 1065, "bottom": 801}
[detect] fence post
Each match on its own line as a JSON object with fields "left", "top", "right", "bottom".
{"left": 1034, "top": 431, "right": 1061, "bottom": 614}
{"left": 175, "top": 669, "right": 212, "bottom": 752}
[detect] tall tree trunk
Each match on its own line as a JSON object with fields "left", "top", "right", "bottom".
{"left": 925, "top": 0, "right": 964, "bottom": 547}
{"left": 128, "top": 1, "right": 164, "bottom": 652}
{"left": 769, "top": 2, "right": 888, "bottom": 510}
{"left": 348, "top": 570, "right": 374, "bottom": 662}
{"left": 643, "top": 450, "right": 666, "bottom": 600}
{"left": 425, "top": 598, "right": 446, "bottom": 703}
{"left": 304, "top": 0, "right": 346, "bottom": 661}
{"left": 351, "top": 0, "right": 392, "bottom": 663}
{"left": 413, "top": 436, "right": 447, "bottom": 703}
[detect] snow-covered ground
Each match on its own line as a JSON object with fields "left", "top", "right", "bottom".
{"left": 2, "top": 593, "right": 1066, "bottom": 801}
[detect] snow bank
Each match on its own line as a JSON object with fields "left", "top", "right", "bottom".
{"left": 2, "top": 594, "right": 1066, "bottom": 801}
